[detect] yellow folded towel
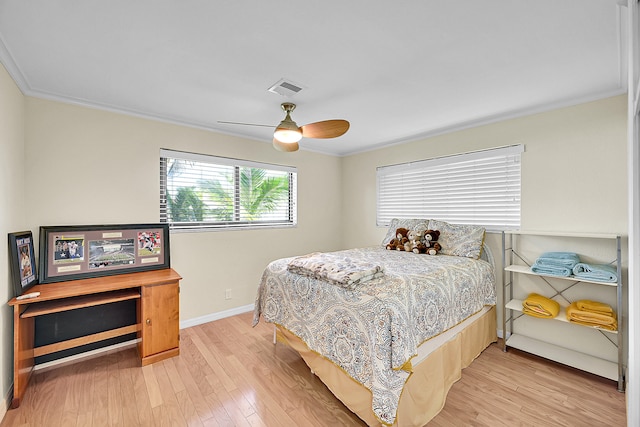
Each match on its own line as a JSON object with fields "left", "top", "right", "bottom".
{"left": 522, "top": 293, "right": 560, "bottom": 319}
{"left": 566, "top": 302, "right": 618, "bottom": 331}
{"left": 568, "top": 319, "right": 618, "bottom": 331}
{"left": 575, "top": 300, "right": 614, "bottom": 315}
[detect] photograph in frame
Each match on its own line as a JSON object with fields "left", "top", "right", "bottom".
{"left": 89, "top": 238, "right": 135, "bottom": 269}
{"left": 53, "top": 234, "right": 85, "bottom": 264}
{"left": 8, "top": 231, "right": 38, "bottom": 296}
{"left": 39, "top": 224, "right": 170, "bottom": 284}
{"left": 137, "top": 230, "right": 162, "bottom": 257}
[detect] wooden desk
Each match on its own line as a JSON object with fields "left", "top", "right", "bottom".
{"left": 7, "top": 268, "right": 181, "bottom": 408}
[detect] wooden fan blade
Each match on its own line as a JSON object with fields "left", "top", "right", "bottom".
{"left": 300, "top": 120, "right": 350, "bottom": 139}
{"left": 217, "top": 121, "right": 273, "bottom": 128}
{"left": 273, "top": 139, "right": 299, "bottom": 152}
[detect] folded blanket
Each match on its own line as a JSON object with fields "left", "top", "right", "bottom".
{"left": 530, "top": 264, "right": 573, "bottom": 277}
{"left": 566, "top": 301, "right": 617, "bottom": 331}
{"left": 522, "top": 293, "right": 560, "bottom": 318}
{"left": 534, "top": 252, "right": 581, "bottom": 268}
{"left": 572, "top": 263, "right": 618, "bottom": 283}
{"left": 575, "top": 299, "right": 614, "bottom": 315}
{"left": 530, "top": 252, "right": 580, "bottom": 276}
{"left": 287, "top": 252, "right": 384, "bottom": 290}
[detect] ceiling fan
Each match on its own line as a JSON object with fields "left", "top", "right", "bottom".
{"left": 218, "top": 103, "right": 350, "bottom": 152}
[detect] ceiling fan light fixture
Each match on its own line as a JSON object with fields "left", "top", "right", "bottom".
{"left": 222, "top": 102, "right": 348, "bottom": 152}
{"left": 274, "top": 113, "right": 302, "bottom": 143}
{"left": 274, "top": 128, "right": 302, "bottom": 143}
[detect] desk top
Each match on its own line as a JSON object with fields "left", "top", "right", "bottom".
{"left": 8, "top": 268, "right": 182, "bottom": 306}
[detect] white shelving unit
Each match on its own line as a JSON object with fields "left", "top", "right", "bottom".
{"left": 502, "top": 231, "right": 624, "bottom": 391}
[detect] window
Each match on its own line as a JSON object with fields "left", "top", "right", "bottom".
{"left": 160, "top": 149, "right": 297, "bottom": 230}
{"left": 377, "top": 145, "right": 524, "bottom": 230}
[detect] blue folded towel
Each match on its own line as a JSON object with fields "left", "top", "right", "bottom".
{"left": 572, "top": 263, "right": 618, "bottom": 283}
{"left": 530, "top": 264, "right": 573, "bottom": 277}
{"left": 534, "top": 252, "right": 580, "bottom": 268}
{"left": 530, "top": 252, "right": 580, "bottom": 277}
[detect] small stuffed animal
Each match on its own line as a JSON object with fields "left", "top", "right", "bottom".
{"left": 412, "top": 241, "right": 428, "bottom": 254}
{"left": 386, "top": 239, "right": 398, "bottom": 250}
{"left": 404, "top": 229, "right": 423, "bottom": 252}
{"left": 418, "top": 229, "right": 442, "bottom": 255}
{"left": 386, "top": 227, "right": 409, "bottom": 250}
{"left": 425, "top": 242, "right": 442, "bottom": 255}
{"left": 423, "top": 230, "right": 440, "bottom": 246}
{"left": 386, "top": 238, "right": 400, "bottom": 250}
{"left": 396, "top": 228, "right": 409, "bottom": 240}
{"left": 396, "top": 228, "right": 410, "bottom": 251}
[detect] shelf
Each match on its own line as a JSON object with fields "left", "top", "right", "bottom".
{"left": 505, "top": 299, "right": 617, "bottom": 334}
{"left": 502, "top": 231, "right": 623, "bottom": 390}
{"left": 504, "top": 265, "right": 618, "bottom": 286}
{"left": 503, "top": 230, "right": 620, "bottom": 239}
{"left": 506, "top": 334, "right": 618, "bottom": 381}
{"left": 20, "top": 289, "right": 141, "bottom": 318}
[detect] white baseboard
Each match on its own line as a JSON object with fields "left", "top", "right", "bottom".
{"left": 180, "top": 303, "right": 255, "bottom": 329}
{"left": 0, "top": 386, "right": 10, "bottom": 419}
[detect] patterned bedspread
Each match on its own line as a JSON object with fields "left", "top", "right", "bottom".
{"left": 253, "top": 246, "right": 496, "bottom": 425}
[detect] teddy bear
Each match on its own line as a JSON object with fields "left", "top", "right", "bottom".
{"left": 424, "top": 229, "right": 442, "bottom": 255}
{"left": 386, "top": 238, "right": 400, "bottom": 250}
{"left": 412, "top": 241, "right": 428, "bottom": 254}
{"left": 423, "top": 229, "right": 440, "bottom": 245}
{"left": 413, "top": 229, "right": 442, "bottom": 255}
{"left": 403, "top": 229, "right": 424, "bottom": 252}
{"left": 395, "top": 228, "right": 410, "bottom": 251}
{"left": 425, "top": 241, "right": 442, "bottom": 255}
{"left": 386, "top": 227, "right": 409, "bottom": 250}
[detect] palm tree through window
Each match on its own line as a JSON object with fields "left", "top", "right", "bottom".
{"left": 160, "top": 149, "right": 297, "bottom": 230}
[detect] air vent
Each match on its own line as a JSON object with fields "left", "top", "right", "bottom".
{"left": 268, "top": 78, "right": 305, "bottom": 97}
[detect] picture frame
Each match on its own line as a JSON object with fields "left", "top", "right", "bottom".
{"left": 8, "top": 231, "right": 38, "bottom": 297}
{"left": 39, "top": 223, "right": 170, "bottom": 284}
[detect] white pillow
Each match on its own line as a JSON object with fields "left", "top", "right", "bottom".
{"left": 428, "top": 219, "right": 485, "bottom": 259}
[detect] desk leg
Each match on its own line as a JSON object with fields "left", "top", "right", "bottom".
{"left": 11, "top": 305, "right": 34, "bottom": 408}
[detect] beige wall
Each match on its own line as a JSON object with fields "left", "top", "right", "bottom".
{"left": 341, "top": 95, "right": 628, "bottom": 246}
{"left": 0, "top": 64, "right": 26, "bottom": 410}
{"left": 23, "top": 98, "right": 344, "bottom": 321}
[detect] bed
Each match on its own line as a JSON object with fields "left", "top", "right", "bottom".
{"left": 252, "top": 219, "right": 497, "bottom": 426}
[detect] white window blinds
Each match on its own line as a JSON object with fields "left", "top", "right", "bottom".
{"left": 160, "top": 149, "right": 297, "bottom": 230}
{"left": 377, "top": 145, "right": 524, "bottom": 230}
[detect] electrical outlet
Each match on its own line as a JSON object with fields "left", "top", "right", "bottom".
{"left": 225, "top": 289, "right": 232, "bottom": 300}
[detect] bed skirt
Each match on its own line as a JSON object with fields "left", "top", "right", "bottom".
{"left": 276, "top": 305, "right": 497, "bottom": 427}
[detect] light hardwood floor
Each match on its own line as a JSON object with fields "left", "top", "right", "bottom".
{"left": 1, "top": 311, "right": 626, "bottom": 427}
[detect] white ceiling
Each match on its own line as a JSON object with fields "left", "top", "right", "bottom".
{"left": 0, "top": 0, "right": 627, "bottom": 156}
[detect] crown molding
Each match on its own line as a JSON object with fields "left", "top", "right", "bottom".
{"left": 0, "top": 33, "right": 30, "bottom": 93}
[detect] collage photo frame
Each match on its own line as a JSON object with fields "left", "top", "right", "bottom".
{"left": 39, "top": 223, "right": 170, "bottom": 284}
